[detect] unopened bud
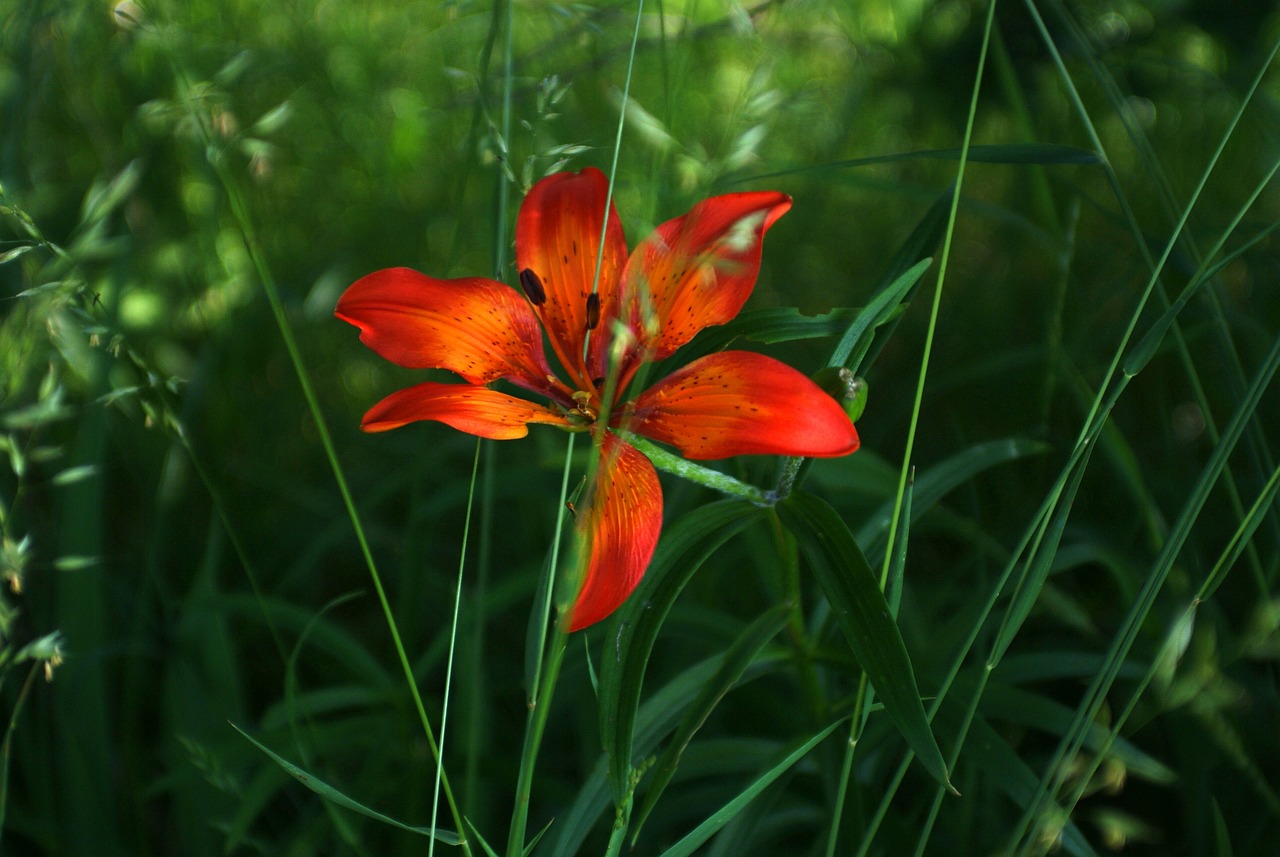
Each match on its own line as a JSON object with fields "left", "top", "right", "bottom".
{"left": 811, "top": 367, "right": 868, "bottom": 422}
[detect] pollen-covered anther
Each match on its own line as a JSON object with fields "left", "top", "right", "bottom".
{"left": 570, "top": 389, "right": 598, "bottom": 419}
{"left": 585, "top": 292, "right": 601, "bottom": 330}
{"left": 519, "top": 268, "right": 547, "bottom": 305}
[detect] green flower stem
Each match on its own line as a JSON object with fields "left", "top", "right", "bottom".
{"left": 507, "top": 432, "right": 578, "bottom": 856}
{"left": 619, "top": 433, "right": 775, "bottom": 506}
{"left": 506, "top": 629, "right": 568, "bottom": 857}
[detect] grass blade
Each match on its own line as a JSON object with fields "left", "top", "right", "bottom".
{"left": 600, "top": 500, "right": 767, "bottom": 805}
{"left": 778, "top": 491, "right": 952, "bottom": 791}
{"left": 230, "top": 723, "right": 462, "bottom": 845}
{"left": 655, "top": 717, "right": 847, "bottom": 857}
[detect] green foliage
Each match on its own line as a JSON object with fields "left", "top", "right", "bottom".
{"left": 3, "top": 0, "right": 1280, "bottom": 855}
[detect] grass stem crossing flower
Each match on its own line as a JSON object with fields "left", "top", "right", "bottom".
{"left": 337, "top": 168, "right": 858, "bottom": 630}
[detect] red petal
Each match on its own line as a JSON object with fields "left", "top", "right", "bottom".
{"left": 619, "top": 191, "right": 790, "bottom": 363}
{"left": 336, "top": 268, "right": 558, "bottom": 398}
{"left": 362, "top": 382, "right": 569, "bottom": 438}
{"left": 566, "top": 434, "right": 662, "bottom": 631}
{"left": 619, "top": 351, "right": 859, "bottom": 460}
{"left": 516, "top": 168, "right": 628, "bottom": 387}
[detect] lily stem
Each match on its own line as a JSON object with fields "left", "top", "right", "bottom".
{"left": 619, "top": 433, "right": 775, "bottom": 506}
{"left": 506, "top": 628, "right": 569, "bottom": 857}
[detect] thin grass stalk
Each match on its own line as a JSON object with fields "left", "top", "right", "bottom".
{"left": 506, "top": 2, "right": 644, "bottom": 849}
{"left": 1028, "top": 0, "right": 1280, "bottom": 576}
{"left": 210, "top": 160, "right": 471, "bottom": 850}
{"left": 854, "top": 380, "right": 1120, "bottom": 857}
{"left": 158, "top": 38, "right": 473, "bottom": 851}
{"left": 877, "top": 0, "right": 994, "bottom": 590}
{"left": 584, "top": 0, "right": 645, "bottom": 437}
{"left": 1009, "top": 333, "right": 1280, "bottom": 853}
{"left": 0, "top": 663, "right": 41, "bottom": 847}
{"left": 839, "top": 1, "right": 997, "bottom": 850}
{"left": 1043, "top": 0, "right": 1280, "bottom": 592}
{"left": 998, "top": 14, "right": 1280, "bottom": 849}
{"left": 431, "top": 441, "right": 484, "bottom": 857}
{"left": 1025, "top": 0, "right": 1265, "bottom": 451}
{"left": 1059, "top": 460, "right": 1280, "bottom": 826}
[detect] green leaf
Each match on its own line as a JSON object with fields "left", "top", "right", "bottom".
{"left": 829, "top": 257, "right": 931, "bottom": 371}
{"left": 990, "top": 443, "right": 1092, "bottom": 667}
{"left": 468, "top": 818, "right": 502, "bottom": 857}
{"left": 229, "top": 723, "right": 461, "bottom": 844}
{"left": 670, "top": 306, "right": 860, "bottom": 367}
{"left": 599, "top": 500, "right": 768, "bottom": 805}
{"left": 742, "top": 143, "right": 1104, "bottom": 184}
{"left": 79, "top": 160, "right": 142, "bottom": 228}
{"left": 958, "top": 714, "right": 1100, "bottom": 857}
{"left": 978, "top": 682, "right": 1176, "bottom": 785}
{"left": 655, "top": 717, "right": 846, "bottom": 857}
{"left": 0, "top": 244, "right": 33, "bottom": 265}
{"left": 778, "top": 491, "right": 953, "bottom": 791}
{"left": 631, "top": 603, "right": 792, "bottom": 840}
{"left": 251, "top": 101, "right": 294, "bottom": 136}
{"left": 547, "top": 652, "right": 787, "bottom": 857}
{"left": 838, "top": 183, "right": 953, "bottom": 374}
{"left": 856, "top": 438, "right": 1049, "bottom": 565}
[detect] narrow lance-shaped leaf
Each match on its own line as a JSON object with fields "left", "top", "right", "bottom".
{"left": 599, "top": 500, "right": 767, "bottom": 806}
{"left": 631, "top": 603, "right": 793, "bottom": 841}
{"left": 230, "top": 723, "right": 462, "bottom": 844}
{"left": 856, "top": 438, "right": 1049, "bottom": 566}
{"left": 740, "top": 143, "right": 1104, "bottom": 185}
{"left": 655, "top": 717, "right": 848, "bottom": 857}
{"left": 778, "top": 491, "right": 954, "bottom": 791}
{"left": 830, "top": 257, "right": 931, "bottom": 372}
{"left": 990, "top": 440, "right": 1093, "bottom": 668}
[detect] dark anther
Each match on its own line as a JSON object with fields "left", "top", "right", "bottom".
{"left": 585, "top": 292, "right": 601, "bottom": 330}
{"left": 519, "top": 268, "right": 546, "bottom": 305}
{"left": 592, "top": 376, "right": 606, "bottom": 389}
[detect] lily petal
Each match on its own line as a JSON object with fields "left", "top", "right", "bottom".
{"left": 567, "top": 434, "right": 662, "bottom": 631}
{"left": 336, "top": 268, "right": 561, "bottom": 400}
{"left": 516, "top": 168, "right": 628, "bottom": 388}
{"left": 620, "top": 351, "right": 859, "bottom": 460}
{"left": 620, "top": 191, "right": 790, "bottom": 364}
{"left": 362, "top": 382, "right": 569, "bottom": 438}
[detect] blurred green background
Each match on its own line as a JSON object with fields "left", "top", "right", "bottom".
{"left": 3, "top": 0, "right": 1280, "bottom": 854}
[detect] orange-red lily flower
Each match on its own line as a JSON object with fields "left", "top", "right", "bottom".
{"left": 336, "top": 168, "right": 858, "bottom": 630}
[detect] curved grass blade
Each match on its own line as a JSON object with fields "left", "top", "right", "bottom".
{"left": 468, "top": 819, "right": 501, "bottom": 857}
{"left": 779, "top": 491, "right": 953, "bottom": 791}
{"left": 631, "top": 603, "right": 792, "bottom": 840}
{"left": 229, "top": 723, "right": 462, "bottom": 845}
{"left": 989, "top": 440, "right": 1091, "bottom": 667}
{"left": 655, "top": 717, "right": 847, "bottom": 857}
{"left": 830, "top": 257, "right": 931, "bottom": 373}
{"left": 856, "top": 438, "right": 1049, "bottom": 565}
{"left": 978, "top": 683, "right": 1176, "bottom": 785}
{"left": 548, "top": 652, "right": 788, "bottom": 857}
{"left": 672, "top": 306, "right": 861, "bottom": 367}
{"left": 736, "top": 143, "right": 1102, "bottom": 185}
{"left": 599, "top": 500, "right": 767, "bottom": 805}
{"left": 958, "top": 713, "right": 1100, "bottom": 857}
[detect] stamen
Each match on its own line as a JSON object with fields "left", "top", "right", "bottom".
{"left": 585, "top": 292, "right": 601, "bottom": 330}
{"left": 519, "top": 268, "right": 546, "bottom": 305}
